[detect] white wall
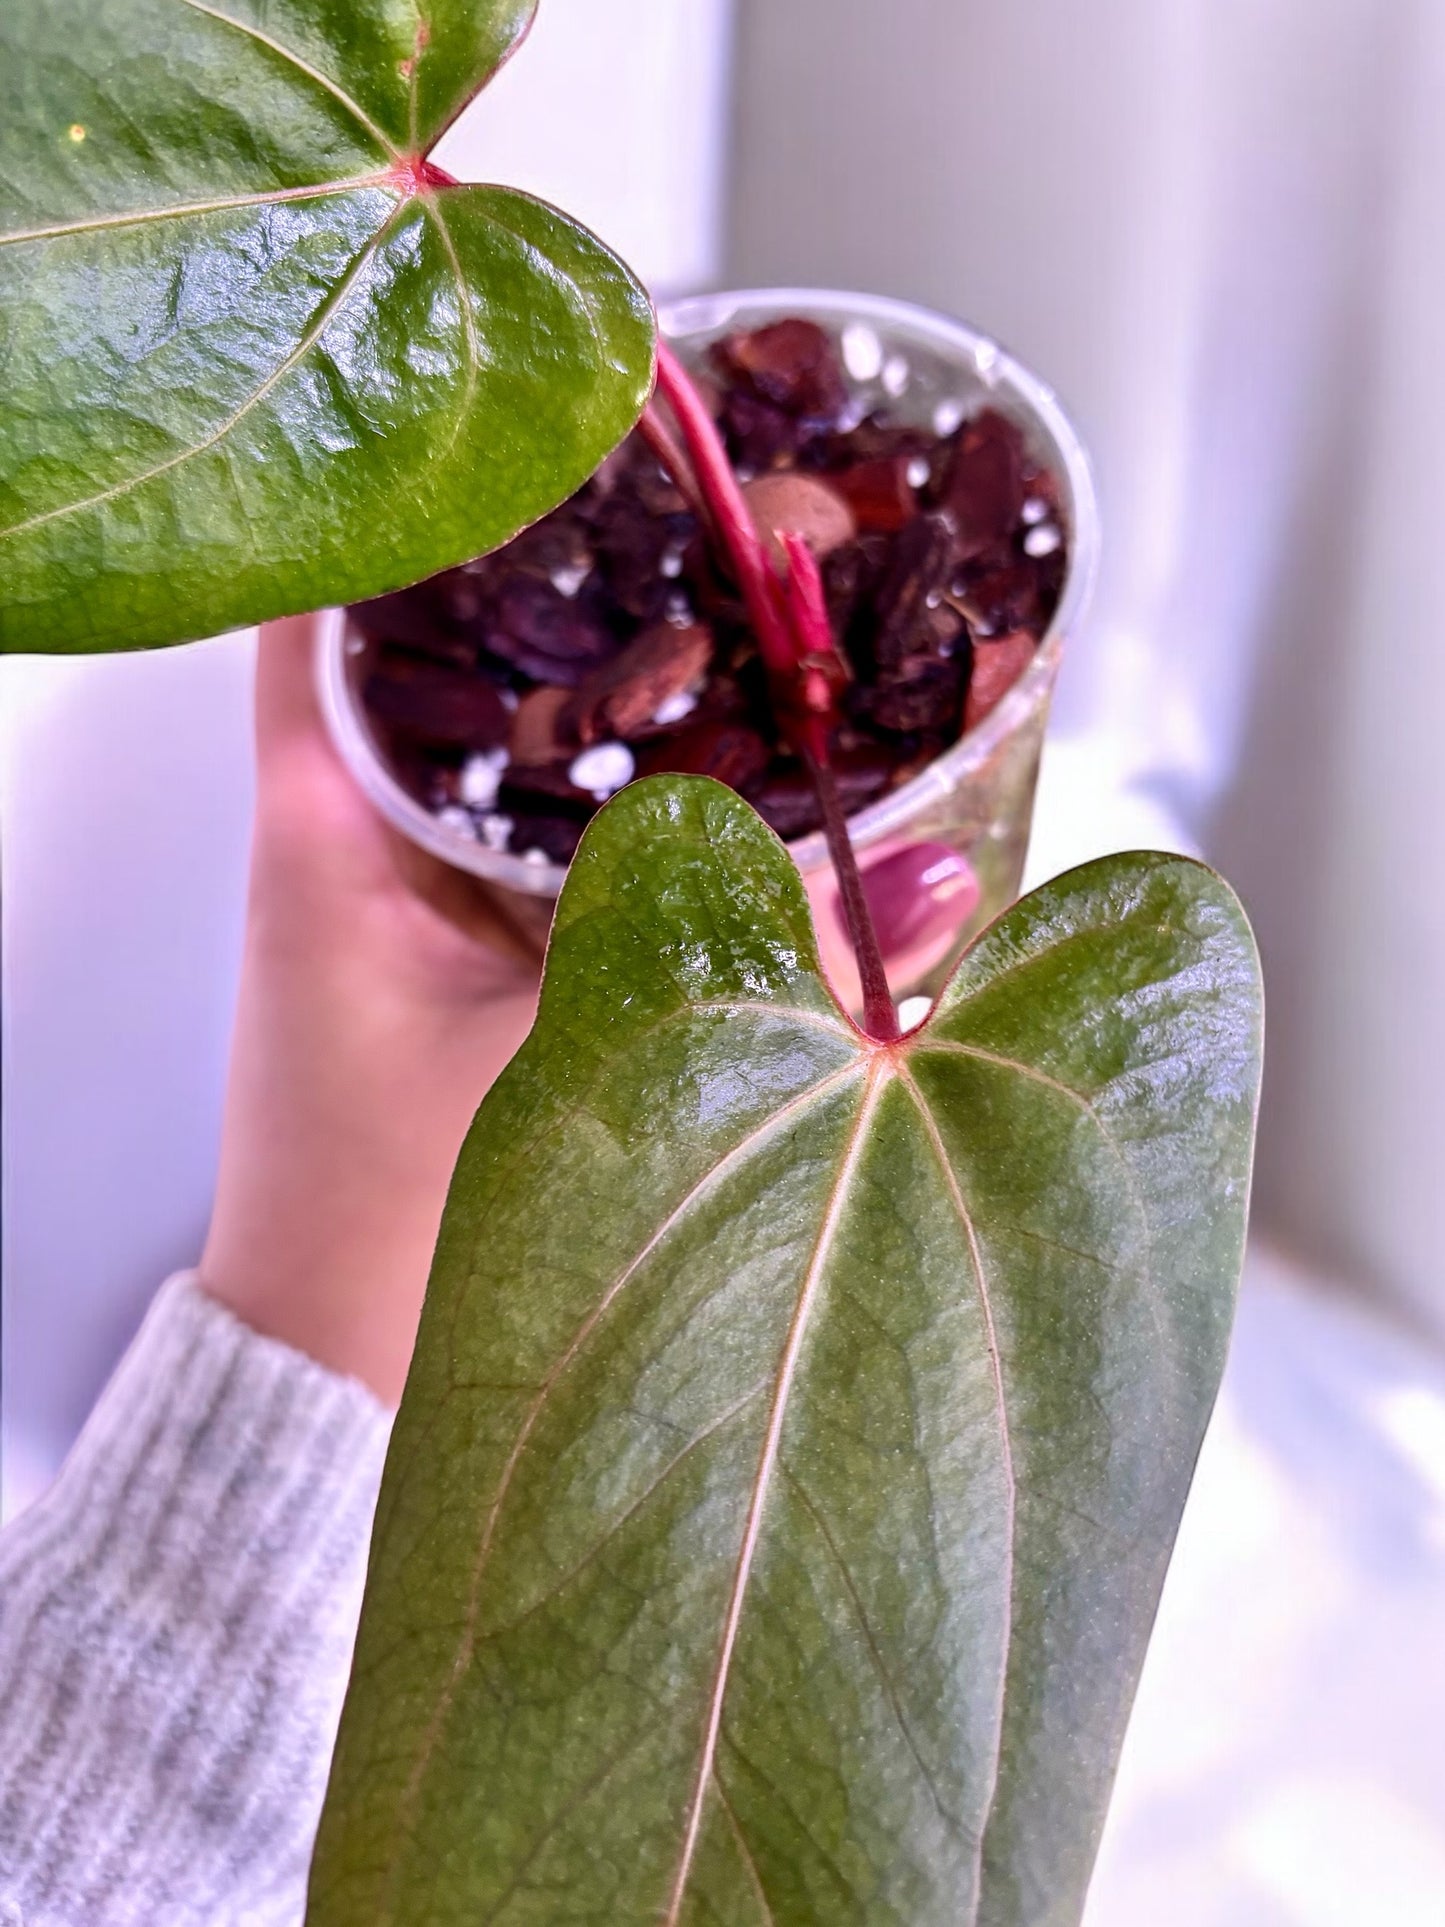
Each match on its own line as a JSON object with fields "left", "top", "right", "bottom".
{"left": 434, "top": 0, "right": 734, "bottom": 295}
{"left": 0, "top": 640, "right": 255, "bottom": 1514}
{"left": 1218, "top": 0, "right": 1445, "bottom": 1333}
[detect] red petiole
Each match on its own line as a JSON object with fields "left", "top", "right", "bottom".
{"left": 650, "top": 343, "right": 900, "bottom": 1043}
{"left": 650, "top": 347, "right": 796, "bottom": 679}
{"left": 634, "top": 403, "right": 710, "bottom": 532}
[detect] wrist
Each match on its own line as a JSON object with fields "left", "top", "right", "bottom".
{"left": 201, "top": 970, "right": 537, "bottom": 1404}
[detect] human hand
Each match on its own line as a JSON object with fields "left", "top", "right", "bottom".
{"left": 199, "top": 615, "right": 543, "bottom": 1404}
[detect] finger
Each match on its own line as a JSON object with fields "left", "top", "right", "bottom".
{"left": 388, "top": 832, "right": 552, "bottom": 973}
{"left": 251, "top": 612, "right": 388, "bottom": 865}
{"left": 255, "top": 614, "right": 549, "bottom": 973}
{"left": 255, "top": 613, "right": 328, "bottom": 765}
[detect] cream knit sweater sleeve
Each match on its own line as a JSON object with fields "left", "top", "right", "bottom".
{"left": 0, "top": 1273, "right": 391, "bottom": 1927}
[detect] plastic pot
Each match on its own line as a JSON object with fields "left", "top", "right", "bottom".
{"left": 318, "top": 287, "right": 1098, "bottom": 999}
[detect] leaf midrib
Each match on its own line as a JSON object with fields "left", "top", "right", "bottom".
{"left": 376, "top": 1049, "right": 868, "bottom": 1927}
{"left": 414, "top": 1029, "right": 1032, "bottom": 1923}
{"left": 663, "top": 1063, "right": 887, "bottom": 1924}
{"left": 893, "top": 1060, "right": 1017, "bottom": 1917}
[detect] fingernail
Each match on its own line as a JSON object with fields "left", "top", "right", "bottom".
{"left": 841, "top": 842, "right": 981, "bottom": 960}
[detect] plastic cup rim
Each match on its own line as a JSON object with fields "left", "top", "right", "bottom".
{"left": 315, "top": 285, "right": 1100, "bottom": 898}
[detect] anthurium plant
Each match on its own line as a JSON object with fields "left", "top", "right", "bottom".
{"left": 1, "top": 3, "right": 1263, "bottom": 1924}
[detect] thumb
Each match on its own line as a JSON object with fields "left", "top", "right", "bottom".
{"left": 255, "top": 613, "right": 329, "bottom": 766}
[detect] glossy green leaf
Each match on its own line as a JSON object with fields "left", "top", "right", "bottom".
{"left": 310, "top": 778, "right": 1263, "bottom": 1927}
{"left": 0, "top": 0, "right": 654, "bottom": 653}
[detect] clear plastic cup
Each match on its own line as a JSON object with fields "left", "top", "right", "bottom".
{"left": 317, "top": 288, "right": 1099, "bottom": 996}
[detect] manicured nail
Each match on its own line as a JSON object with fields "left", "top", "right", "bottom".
{"left": 845, "top": 842, "right": 980, "bottom": 960}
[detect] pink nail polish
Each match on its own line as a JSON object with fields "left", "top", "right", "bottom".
{"left": 841, "top": 842, "right": 981, "bottom": 961}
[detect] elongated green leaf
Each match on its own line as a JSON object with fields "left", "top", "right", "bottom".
{"left": 309, "top": 778, "right": 1263, "bottom": 1927}
{"left": 0, "top": 0, "right": 654, "bottom": 653}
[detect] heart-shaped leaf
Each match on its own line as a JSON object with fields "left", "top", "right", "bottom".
{"left": 0, "top": 0, "right": 654, "bottom": 653}
{"left": 309, "top": 778, "right": 1262, "bottom": 1927}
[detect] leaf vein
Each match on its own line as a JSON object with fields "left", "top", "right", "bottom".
{"left": 713, "top": 1773, "right": 776, "bottom": 1926}
{"left": 476, "top": 1378, "right": 770, "bottom": 1646}
{"left": 914, "top": 1039, "right": 1166, "bottom": 1343}
{"left": 781, "top": 1463, "right": 968, "bottom": 1841}
{"left": 479, "top": 1724, "right": 655, "bottom": 1925}
{"left": 664, "top": 1065, "right": 888, "bottom": 1925}
{"left": 0, "top": 175, "right": 391, "bottom": 250}
{"left": 423, "top": 193, "right": 480, "bottom": 440}
{"left": 0, "top": 197, "right": 406, "bottom": 546}
{"left": 718, "top": 1728, "right": 871, "bottom": 1909}
{"left": 894, "top": 1063, "right": 1016, "bottom": 1918}
{"left": 913, "top": 1038, "right": 1105, "bottom": 1120}
{"left": 172, "top": 0, "right": 399, "bottom": 156}
{"left": 436, "top": 998, "right": 861, "bottom": 1367}
{"left": 694, "top": 1001, "right": 856, "bottom": 1043}
{"left": 986, "top": 1221, "right": 1115, "bottom": 1271}
{"left": 383, "top": 1056, "right": 868, "bottom": 1912}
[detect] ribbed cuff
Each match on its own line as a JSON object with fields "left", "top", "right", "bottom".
{"left": 0, "top": 1273, "right": 391, "bottom": 1927}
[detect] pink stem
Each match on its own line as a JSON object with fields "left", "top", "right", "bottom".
{"left": 804, "top": 749, "right": 900, "bottom": 1043}
{"left": 779, "top": 529, "right": 896, "bottom": 1036}
{"left": 779, "top": 531, "right": 844, "bottom": 754}
{"left": 653, "top": 344, "right": 796, "bottom": 676}
{"left": 778, "top": 530, "right": 832, "bottom": 654}
{"left": 650, "top": 344, "right": 901, "bottom": 1043}
{"left": 636, "top": 403, "right": 710, "bottom": 528}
